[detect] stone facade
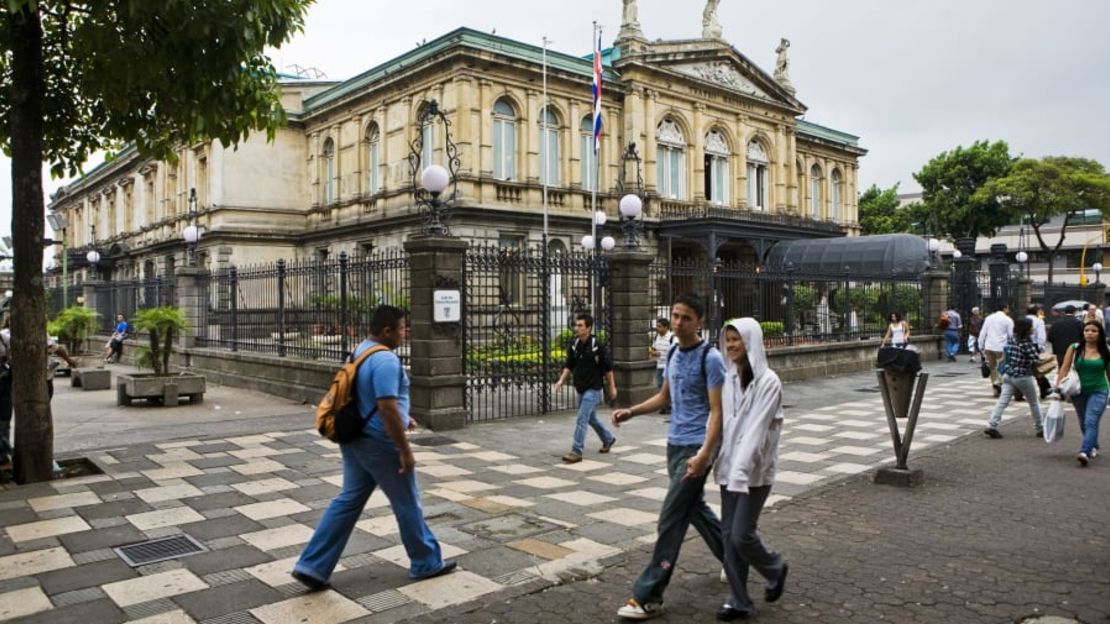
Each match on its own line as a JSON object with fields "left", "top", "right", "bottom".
{"left": 47, "top": 9, "right": 865, "bottom": 288}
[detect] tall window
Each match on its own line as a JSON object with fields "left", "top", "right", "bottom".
{"left": 831, "top": 169, "right": 842, "bottom": 221}
{"left": 539, "top": 106, "right": 559, "bottom": 185}
{"left": 810, "top": 164, "right": 822, "bottom": 218}
{"left": 492, "top": 98, "right": 516, "bottom": 180}
{"left": 322, "top": 138, "right": 335, "bottom": 205}
{"left": 365, "top": 124, "right": 381, "bottom": 195}
{"left": 746, "top": 141, "right": 769, "bottom": 210}
{"left": 796, "top": 160, "right": 805, "bottom": 212}
{"left": 704, "top": 130, "right": 729, "bottom": 205}
{"left": 656, "top": 119, "right": 686, "bottom": 200}
{"left": 579, "top": 116, "right": 596, "bottom": 191}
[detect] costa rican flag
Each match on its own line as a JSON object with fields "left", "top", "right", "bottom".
{"left": 591, "top": 32, "right": 603, "bottom": 154}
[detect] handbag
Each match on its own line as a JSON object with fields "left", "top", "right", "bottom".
{"left": 1035, "top": 353, "right": 1057, "bottom": 377}
{"left": 1043, "top": 394, "right": 1066, "bottom": 443}
{"left": 876, "top": 346, "right": 921, "bottom": 374}
{"left": 980, "top": 360, "right": 991, "bottom": 378}
{"left": 1059, "top": 368, "right": 1082, "bottom": 397}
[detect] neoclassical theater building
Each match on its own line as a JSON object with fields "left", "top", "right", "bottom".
{"left": 47, "top": 1, "right": 866, "bottom": 282}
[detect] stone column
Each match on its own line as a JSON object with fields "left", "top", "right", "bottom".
{"left": 922, "top": 269, "right": 950, "bottom": 340}
{"left": 609, "top": 249, "right": 656, "bottom": 407}
{"left": 404, "top": 236, "right": 468, "bottom": 430}
{"left": 174, "top": 267, "right": 204, "bottom": 349}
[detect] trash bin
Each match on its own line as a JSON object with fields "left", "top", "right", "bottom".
{"left": 874, "top": 347, "right": 928, "bottom": 486}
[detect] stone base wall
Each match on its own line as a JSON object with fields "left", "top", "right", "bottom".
{"left": 770, "top": 335, "right": 941, "bottom": 383}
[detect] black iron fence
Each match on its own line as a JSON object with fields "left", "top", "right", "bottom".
{"left": 650, "top": 259, "right": 931, "bottom": 348}
{"left": 463, "top": 245, "right": 612, "bottom": 422}
{"left": 195, "top": 250, "right": 410, "bottom": 364}
{"left": 93, "top": 278, "right": 175, "bottom": 334}
{"left": 46, "top": 283, "right": 82, "bottom": 317}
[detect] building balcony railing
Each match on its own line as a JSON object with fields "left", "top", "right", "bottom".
{"left": 655, "top": 199, "right": 845, "bottom": 235}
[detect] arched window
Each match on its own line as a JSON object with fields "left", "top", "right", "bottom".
{"left": 810, "top": 164, "right": 823, "bottom": 218}
{"left": 322, "top": 138, "right": 336, "bottom": 205}
{"left": 831, "top": 169, "right": 843, "bottom": 221}
{"left": 656, "top": 119, "right": 686, "bottom": 200}
{"left": 579, "top": 116, "right": 596, "bottom": 191}
{"left": 704, "top": 130, "right": 729, "bottom": 205}
{"left": 365, "top": 124, "right": 381, "bottom": 196}
{"left": 746, "top": 140, "right": 769, "bottom": 210}
{"left": 539, "top": 106, "right": 560, "bottom": 186}
{"left": 493, "top": 98, "right": 516, "bottom": 181}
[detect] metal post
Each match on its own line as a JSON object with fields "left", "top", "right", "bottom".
{"left": 339, "top": 251, "right": 350, "bottom": 358}
{"left": 277, "top": 259, "right": 286, "bottom": 357}
{"left": 61, "top": 229, "right": 68, "bottom": 308}
{"left": 230, "top": 266, "right": 238, "bottom": 352}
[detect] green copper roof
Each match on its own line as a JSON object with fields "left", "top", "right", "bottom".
{"left": 303, "top": 27, "right": 621, "bottom": 113}
{"left": 796, "top": 119, "right": 860, "bottom": 147}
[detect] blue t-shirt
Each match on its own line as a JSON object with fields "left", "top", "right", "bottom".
{"left": 115, "top": 321, "right": 129, "bottom": 335}
{"left": 664, "top": 341, "right": 725, "bottom": 446}
{"left": 351, "top": 339, "right": 410, "bottom": 440}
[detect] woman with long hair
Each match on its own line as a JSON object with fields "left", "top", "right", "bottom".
{"left": 983, "top": 317, "right": 1044, "bottom": 439}
{"left": 713, "top": 318, "right": 788, "bottom": 620}
{"left": 880, "top": 312, "right": 910, "bottom": 349}
{"left": 1055, "top": 320, "right": 1109, "bottom": 466}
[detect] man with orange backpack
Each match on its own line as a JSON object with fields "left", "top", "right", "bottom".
{"left": 292, "top": 305, "right": 456, "bottom": 590}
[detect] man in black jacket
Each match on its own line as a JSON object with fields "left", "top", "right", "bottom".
{"left": 554, "top": 313, "right": 617, "bottom": 463}
{"left": 1048, "top": 305, "right": 1084, "bottom": 365}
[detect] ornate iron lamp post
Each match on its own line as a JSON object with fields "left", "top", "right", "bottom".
{"left": 407, "top": 100, "right": 460, "bottom": 237}
{"left": 183, "top": 187, "right": 200, "bottom": 268}
{"left": 616, "top": 142, "right": 644, "bottom": 249}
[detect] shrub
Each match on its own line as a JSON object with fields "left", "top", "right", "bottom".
{"left": 760, "top": 321, "right": 784, "bottom": 338}
{"left": 134, "top": 306, "right": 189, "bottom": 375}
{"left": 50, "top": 306, "right": 99, "bottom": 354}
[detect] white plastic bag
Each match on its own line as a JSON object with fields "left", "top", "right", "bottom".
{"left": 1059, "top": 368, "right": 1082, "bottom": 397}
{"left": 1043, "top": 394, "right": 1066, "bottom": 443}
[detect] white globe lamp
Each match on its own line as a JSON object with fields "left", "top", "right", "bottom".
{"left": 619, "top": 194, "right": 643, "bottom": 219}
{"left": 593, "top": 211, "right": 607, "bottom": 226}
{"left": 1015, "top": 251, "right": 1028, "bottom": 264}
{"left": 952, "top": 250, "right": 962, "bottom": 259}
{"left": 183, "top": 225, "right": 200, "bottom": 244}
{"left": 420, "top": 164, "right": 450, "bottom": 194}
{"left": 927, "top": 238, "right": 941, "bottom": 253}
{"left": 600, "top": 236, "right": 616, "bottom": 251}
{"left": 86, "top": 250, "right": 100, "bottom": 265}
{"left": 580, "top": 235, "right": 596, "bottom": 250}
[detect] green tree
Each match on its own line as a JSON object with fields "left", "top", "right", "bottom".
{"left": 913, "top": 140, "right": 1014, "bottom": 240}
{"left": 857, "top": 183, "right": 909, "bottom": 235}
{"left": 974, "top": 157, "right": 1110, "bottom": 283}
{"left": 0, "top": 0, "right": 312, "bottom": 483}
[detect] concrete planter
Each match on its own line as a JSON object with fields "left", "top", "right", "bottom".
{"left": 117, "top": 372, "right": 206, "bottom": 407}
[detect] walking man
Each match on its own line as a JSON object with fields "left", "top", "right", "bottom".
{"left": 651, "top": 318, "right": 674, "bottom": 415}
{"left": 292, "top": 306, "right": 456, "bottom": 589}
{"left": 978, "top": 303, "right": 1014, "bottom": 397}
{"left": 554, "top": 313, "right": 617, "bottom": 463}
{"left": 1048, "top": 305, "right": 1083, "bottom": 365}
{"left": 943, "top": 303, "right": 962, "bottom": 362}
{"left": 610, "top": 294, "right": 726, "bottom": 619}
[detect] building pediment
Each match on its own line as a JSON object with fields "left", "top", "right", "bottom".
{"left": 616, "top": 41, "right": 805, "bottom": 114}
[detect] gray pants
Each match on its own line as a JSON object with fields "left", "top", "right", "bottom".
{"left": 988, "top": 374, "right": 1043, "bottom": 431}
{"left": 720, "top": 485, "right": 786, "bottom": 613}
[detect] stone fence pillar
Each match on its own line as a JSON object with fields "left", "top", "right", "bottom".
{"left": 81, "top": 280, "right": 99, "bottom": 315}
{"left": 922, "top": 269, "right": 949, "bottom": 333}
{"left": 404, "top": 236, "right": 468, "bottom": 430}
{"left": 610, "top": 250, "right": 657, "bottom": 407}
{"left": 175, "top": 267, "right": 204, "bottom": 349}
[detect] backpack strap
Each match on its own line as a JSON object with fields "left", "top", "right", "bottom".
{"left": 700, "top": 340, "right": 712, "bottom": 381}
{"left": 350, "top": 344, "right": 392, "bottom": 420}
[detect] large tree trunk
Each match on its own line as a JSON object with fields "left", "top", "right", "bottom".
{"left": 9, "top": 5, "right": 53, "bottom": 484}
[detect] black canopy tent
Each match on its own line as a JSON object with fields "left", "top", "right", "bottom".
{"left": 762, "top": 233, "right": 930, "bottom": 279}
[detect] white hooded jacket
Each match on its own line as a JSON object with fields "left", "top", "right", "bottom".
{"left": 713, "top": 318, "right": 784, "bottom": 494}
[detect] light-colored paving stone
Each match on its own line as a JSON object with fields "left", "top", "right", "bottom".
{"left": 435, "top": 479, "right": 497, "bottom": 493}
{"left": 418, "top": 464, "right": 473, "bottom": 478}
{"left": 507, "top": 538, "right": 576, "bottom": 560}
{"left": 488, "top": 463, "right": 545, "bottom": 475}
{"left": 398, "top": 569, "right": 502, "bottom": 610}
{"left": 126, "top": 507, "right": 206, "bottom": 531}
{"left": 372, "top": 542, "right": 468, "bottom": 569}
{"left": 28, "top": 490, "right": 102, "bottom": 512}
{"left": 245, "top": 556, "right": 346, "bottom": 587}
{"left": 0, "top": 585, "right": 53, "bottom": 620}
{"left": 231, "top": 477, "right": 299, "bottom": 497}
{"left": 774, "top": 471, "right": 826, "bottom": 485}
{"left": 626, "top": 486, "right": 669, "bottom": 501}
{"left": 513, "top": 476, "right": 577, "bottom": 490}
{"left": 250, "top": 591, "right": 369, "bottom": 624}
{"left": 141, "top": 463, "right": 205, "bottom": 481}
{"left": 587, "top": 471, "right": 649, "bottom": 486}
{"left": 588, "top": 507, "right": 658, "bottom": 526}
{"left": 356, "top": 515, "right": 400, "bottom": 536}
{"left": 6, "top": 515, "right": 91, "bottom": 543}
{"left": 134, "top": 483, "right": 205, "bottom": 504}
{"left": 102, "top": 568, "right": 208, "bottom": 607}
{"left": 620, "top": 452, "right": 668, "bottom": 465}
{"left": 234, "top": 498, "right": 312, "bottom": 521}
{"left": 127, "top": 610, "right": 198, "bottom": 624}
{"left": 229, "top": 458, "right": 287, "bottom": 475}
{"left": 240, "top": 524, "right": 315, "bottom": 551}
{"left": 544, "top": 490, "right": 617, "bottom": 506}
{"left": 555, "top": 458, "right": 613, "bottom": 472}
{"left": 0, "top": 546, "right": 75, "bottom": 581}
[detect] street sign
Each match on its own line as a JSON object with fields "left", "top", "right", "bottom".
{"left": 433, "top": 289, "right": 461, "bottom": 323}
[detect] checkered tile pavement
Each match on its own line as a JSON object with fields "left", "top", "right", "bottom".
{"left": 0, "top": 373, "right": 1030, "bottom": 623}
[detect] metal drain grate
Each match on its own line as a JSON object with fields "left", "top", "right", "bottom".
{"left": 115, "top": 534, "right": 207, "bottom": 567}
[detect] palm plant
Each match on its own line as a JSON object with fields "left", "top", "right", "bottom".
{"left": 133, "top": 307, "right": 189, "bottom": 375}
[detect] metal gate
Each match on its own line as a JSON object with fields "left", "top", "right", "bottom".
{"left": 463, "top": 245, "right": 612, "bottom": 421}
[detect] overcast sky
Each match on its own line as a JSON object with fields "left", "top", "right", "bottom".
{"left": 5, "top": 0, "right": 1110, "bottom": 245}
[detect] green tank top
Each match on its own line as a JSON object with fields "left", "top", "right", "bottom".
{"left": 1074, "top": 348, "right": 1109, "bottom": 392}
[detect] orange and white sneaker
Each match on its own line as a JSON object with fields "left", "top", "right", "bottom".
{"left": 617, "top": 598, "right": 664, "bottom": 620}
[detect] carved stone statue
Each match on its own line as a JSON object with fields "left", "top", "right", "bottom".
{"left": 774, "top": 37, "right": 795, "bottom": 92}
{"left": 702, "top": 0, "right": 722, "bottom": 39}
{"left": 619, "top": 0, "right": 644, "bottom": 39}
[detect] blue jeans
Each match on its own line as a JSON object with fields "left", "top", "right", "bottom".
{"left": 721, "top": 485, "right": 785, "bottom": 614}
{"left": 1070, "top": 390, "right": 1106, "bottom": 455}
{"left": 570, "top": 388, "right": 615, "bottom": 455}
{"left": 294, "top": 436, "right": 444, "bottom": 583}
{"left": 987, "top": 375, "right": 1043, "bottom": 431}
{"left": 655, "top": 368, "right": 665, "bottom": 389}
{"left": 632, "top": 444, "right": 724, "bottom": 605}
{"left": 944, "top": 329, "right": 960, "bottom": 358}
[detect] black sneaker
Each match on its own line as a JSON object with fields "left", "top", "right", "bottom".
{"left": 983, "top": 428, "right": 1003, "bottom": 439}
{"left": 291, "top": 570, "right": 329, "bottom": 591}
{"left": 1035, "top": 428, "right": 1044, "bottom": 438}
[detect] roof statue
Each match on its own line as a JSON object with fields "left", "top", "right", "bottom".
{"left": 619, "top": 0, "right": 644, "bottom": 39}
{"left": 774, "top": 37, "right": 795, "bottom": 93}
{"left": 702, "top": 0, "right": 722, "bottom": 39}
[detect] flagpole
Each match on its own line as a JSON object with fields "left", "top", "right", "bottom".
{"left": 590, "top": 21, "right": 599, "bottom": 323}
{"left": 541, "top": 35, "right": 552, "bottom": 413}
{"left": 542, "top": 36, "right": 550, "bottom": 247}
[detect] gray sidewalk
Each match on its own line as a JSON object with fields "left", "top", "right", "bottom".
{"left": 1, "top": 358, "right": 1106, "bottom": 623}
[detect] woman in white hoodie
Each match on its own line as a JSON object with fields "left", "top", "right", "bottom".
{"left": 714, "top": 318, "right": 789, "bottom": 621}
